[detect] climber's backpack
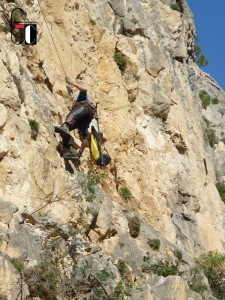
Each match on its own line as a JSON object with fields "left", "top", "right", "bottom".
{"left": 90, "top": 119, "right": 111, "bottom": 167}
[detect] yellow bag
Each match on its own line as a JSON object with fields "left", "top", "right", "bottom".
{"left": 90, "top": 121, "right": 111, "bottom": 166}
{"left": 90, "top": 132, "right": 99, "bottom": 161}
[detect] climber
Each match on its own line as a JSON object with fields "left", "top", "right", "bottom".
{"left": 54, "top": 77, "right": 95, "bottom": 159}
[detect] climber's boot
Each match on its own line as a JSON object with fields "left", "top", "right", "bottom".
{"left": 54, "top": 123, "right": 70, "bottom": 137}
{"left": 63, "top": 148, "right": 80, "bottom": 160}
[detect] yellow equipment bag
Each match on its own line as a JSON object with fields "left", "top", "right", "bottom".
{"left": 90, "top": 120, "right": 111, "bottom": 166}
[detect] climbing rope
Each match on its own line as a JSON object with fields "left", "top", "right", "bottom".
{"left": 36, "top": 0, "right": 67, "bottom": 76}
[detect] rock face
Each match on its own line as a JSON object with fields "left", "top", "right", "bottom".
{"left": 0, "top": 0, "right": 225, "bottom": 299}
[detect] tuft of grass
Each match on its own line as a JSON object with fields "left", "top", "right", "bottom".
{"left": 29, "top": 119, "right": 39, "bottom": 140}
{"left": 96, "top": 269, "right": 115, "bottom": 282}
{"left": 216, "top": 182, "right": 225, "bottom": 203}
{"left": 110, "top": 280, "right": 133, "bottom": 299}
{"left": 147, "top": 238, "right": 160, "bottom": 251}
{"left": 90, "top": 19, "right": 96, "bottom": 26}
{"left": 203, "top": 116, "right": 211, "bottom": 128}
{"left": 87, "top": 167, "right": 108, "bottom": 185}
{"left": 212, "top": 97, "right": 219, "bottom": 105}
{"left": 142, "top": 260, "right": 179, "bottom": 277}
{"left": 25, "top": 260, "right": 61, "bottom": 299}
{"left": 199, "top": 90, "right": 211, "bottom": 109}
{"left": 114, "top": 52, "right": 127, "bottom": 74}
{"left": 207, "top": 128, "right": 216, "bottom": 148}
{"left": 199, "top": 90, "right": 219, "bottom": 108}
{"left": 174, "top": 249, "right": 183, "bottom": 261}
{"left": 10, "top": 257, "right": 24, "bottom": 273}
{"left": 119, "top": 187, "right": 132, "bottom": 201}
{"left": 117, "top": 259, "right": 127, "bottom": 277}
{"left": 170, "top": 3, "right": 181, "bottom": 12}
{"left": 189, "top": 267, "right": 208, "bottom": 296}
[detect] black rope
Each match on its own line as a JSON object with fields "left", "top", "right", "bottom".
{"left": 36, "top": 0, "right": 67, "bottom": 76}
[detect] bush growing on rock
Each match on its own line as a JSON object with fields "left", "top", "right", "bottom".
{"left": 188, "top": 266, "right": 208, "bottom": 296}
{"left": 142, "top": 260, "right": 179, "bottom": 277}
{"left": 216, "top": 182, "right": 225, "bottom": 203}
{"left": 199, "top": 90, "right": 219, "bottom": 109}
{"left": 119, "top": 187, "right": 132, "bottom": 201}
{"left": 207, "top": 128, "right": 217, "bottom": 148}
{"left": 29, "top": 119, "right": 39, "bottom": 140}
{"left": 197, "top": 251, "right": 225, "bottom": 299}
{"left": 199, "top": 90, "right": 211, "bottom": 109}
{"left": 174, "top": 249, "right": 183, "bottom": 261}
{"left": 147, "top": 238, "right": 160, "bottom": 251}
{"left": 114, "top": 52, "right": 127, "bottom": 74}
{"left": 170, "top": 3, "right": 181, "bottom": 12}
{"left": 10, "top": 257, "right": 24, "bottom": 273}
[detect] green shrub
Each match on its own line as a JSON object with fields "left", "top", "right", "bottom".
{"left": 79, "top": 169, "right": 106, "bottom": 203}
{"left": 197, "top": 251, "right": 225, "bottom": 299}
{"left": 207, "top": 128, "right": 216, "bottom": 148}
{"left": 143, "top": 252, "right": 151, "bottom": 262}
{"left": 29, "top": 119, "right": 39, "bottom": 131}
{"left": 203, "top": 116, "right": 211, "bottom": 127}
{"left": 114, "top": 52, "right": 127, "bottom": 74}
{"left": 117, "top": 259, "right": 127, "bottom": 277}
{"left": 119, "top": 187, "right": 132, "bottom": 201}
{"left": 174, "top": 249, "right": 183, "bottom": 261}
{"left": 212, "top": 97, "right": 219, "bottom": 105}
{"left": 142, "top": 261, "right": 179, "bottom": 277}
{"left": 216, "top": 182, "right": 225, "bottom": 203}
{"left": 199, "top": 90, "right": 211, "bottom": 109}
{"left": 86, "top": 176, "right": 95, "bottom": 202}
{"left": 189, "top": 267, "right": 208, "bottom": 296}
{"left": 87, "top": 167, "right": 108, "bottom": 185}
{"left": 29, "top": 119, "right": 39, "bottom": 139}
{"left": 10, "top": 257, "right": 24, "bottom": 273}
{"left": 170, "top": 3, "right": 181, "bottom": 12}
{"left": 96, "top": 269, "right": 115, "bottom": 282}
{"left": 147, "top": 238, "right": 160, "bottom": 251}
{"left": 90, "top": 19, "right": 96, "bottom": 26}
{"left": 110, "top": 280, "right": 133, "bottom": 299}
{"left": 25, "top": 260, "right": 60, "bottom": 299}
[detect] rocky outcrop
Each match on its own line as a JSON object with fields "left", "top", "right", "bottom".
{"left": 0, "top": 0, "right": 225, "bottom": 299}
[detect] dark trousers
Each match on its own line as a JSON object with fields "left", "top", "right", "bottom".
{"left": 62, "top": 106, "right": 93, "bottom": 147}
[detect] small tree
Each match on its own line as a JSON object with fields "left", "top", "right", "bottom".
{"left": 194, "top": 38, "right": 208, "bottom": 67}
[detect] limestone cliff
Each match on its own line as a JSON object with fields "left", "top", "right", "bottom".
{"left": 0, "top": 0, "right": 225, "bottom": 299}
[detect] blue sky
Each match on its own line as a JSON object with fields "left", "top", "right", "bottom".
{"left": 187, "top": 0, "right": 225, "bottom": 90}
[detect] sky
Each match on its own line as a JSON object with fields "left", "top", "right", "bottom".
{"left": 187, "top": 0, "right": 225, "bottom": 90}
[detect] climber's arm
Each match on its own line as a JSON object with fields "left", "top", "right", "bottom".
{"left": 65, "top": 76, "right": 87, "bottom": 91}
